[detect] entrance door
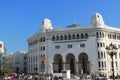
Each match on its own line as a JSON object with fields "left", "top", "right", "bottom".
{"left": 79, "top": 53, "right": 89, "bottom": 74}
{"left": 70, "top": 58, "right": 74, "bottom": 74}
{"left": 82, "top": 58, "right": 87, "bottom": 73}
{"left": 16, "top": 67, "right": 19, "bottom": 73}
{"left": 58, "top": 58, "right": 62, "bottom": 73}
{"left": 66, "top": 53, "right": 75, "bottom": 74}
{"left": 53, "top": 54, "right": 63, "bottom": 73}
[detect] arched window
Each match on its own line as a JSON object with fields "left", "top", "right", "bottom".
{"left": 104, "top": 52, "right": 106, "bottom": 58}
{"left": 101, "top": 52, "right": 103, "bottom": 58}
{"left": 42, "top": 37, "right": 45, "bottom": 42}
{"left": 39, "top": 38, "right": 42, "bottom": 42}
{"left": 72, "top": 34, "right": 75, "bottom": 39}
{"left": 53, "top": 54, "right": 63, "bottom": 73}
{"left": 104, "top": 61, "right": 106, "bottom": 67}
{"left": 85, "top": 33, "right": 88, "bottom": 38}
{"left": 102, "top": 61, "right": 104, "bottom": 67}
{"left": 98, "top": 51, "right": 100, "bottom": 58}
{"left": 56, "top": 35, "right": 59, "bottom": 40}
{"left": 102, "top": 32, "right": 104, "bottom": 38}
{"left": 77, "top": 34, "right": 80, "bottom": 39}
{"left": 64, "top": 35, "right": 67, "bottom": 40}
{"left": 81, "top": 33, "right": 84, "bottom": 39}
{"left": 100, "top": 32, "right": 102, "bottom": 38}
{"left": 52, "top": 36, "right": 55, "bottom": 41}
{"left": 68, "top": 34, "right": 71, "bottom": 40}
{"left": 100, "top": 43, "right": 102, "bottom": 47}
{"left": 98, "top": 61, "right": 101, "bottom": 68}
{"left": 96, "top": 32, "right": 99, "bottom": 38}
{"left": 60, "top": 35, "right": 63, "bottom": 40}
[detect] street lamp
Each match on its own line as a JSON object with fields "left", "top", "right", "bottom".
{"left": 105, "top": 43, "right": 118, "bottom": 80}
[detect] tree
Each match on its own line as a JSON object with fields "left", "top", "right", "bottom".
{"left": 0, "top": 68, "right": 13, "bottom": 73}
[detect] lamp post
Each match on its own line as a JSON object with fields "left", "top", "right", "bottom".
{"left": 105, "top": 43, "right": 118, "bottom": 80}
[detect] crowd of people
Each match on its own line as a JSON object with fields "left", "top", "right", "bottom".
{"left": 3, "top": 73, "right": 63, "bottom": 80}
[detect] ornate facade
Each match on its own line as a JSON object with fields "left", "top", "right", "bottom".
{"left": 27, "top": 13, "right": 120, "bottom": 76}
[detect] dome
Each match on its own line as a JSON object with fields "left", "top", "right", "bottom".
{"left": 40, "top": 18, "right": 53, "bottom": 32}
{"left": 66, "top": 23, "right": 80, "bottom": 28}
{"left": 90, "top": 12, "right": 105, "bottom": 28}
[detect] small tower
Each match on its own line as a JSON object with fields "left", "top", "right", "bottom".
{"left": 0, "top": 41, "right": 5, "bottom": 68}
{"left": 0, "top": 41, "right": 4, "bottom": 54}
{"left": 90, "top": 13, "right": 105, "bottom": 28}
{"left": 40, "top": 18, "right": 53, "bottom": 32}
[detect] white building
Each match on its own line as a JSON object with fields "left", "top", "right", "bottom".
{"left": 12, "top": 51, "right": 28, "bottom": 73}
{"left": 0, "top": 41, "right": 5, "bottom": 68}
{"left": 5, "top": 53, "right": 14, "bottom": 69}
{"left": 27, "top": 13, "right": 120, "bottom": 76}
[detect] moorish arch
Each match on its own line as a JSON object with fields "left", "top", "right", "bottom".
{"left": 78, "top": 53, "right": 90, "bottom": 74}
{"left": 66, "top": 53, "right": 75, "bottom": 74}
{"left": 53, "top": 54, "right": 63, "bottom": 73}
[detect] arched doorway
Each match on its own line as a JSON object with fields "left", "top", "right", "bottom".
{"left": 78, "top": 53, "right": 90, "bottom": 74}
{"left": 53, "top": 54, "right": 63, "bottom": 73}
{"left": 66, "top": 53, "right": 75, "bottom": 74}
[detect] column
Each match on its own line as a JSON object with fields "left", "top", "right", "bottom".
{"left": 48, "top": 63, "right": 53, "bottom": 74}
{"left": 75, "top": 61, "right": 79, "bottom": 75}
{"left": 63, "top": 61, "right": 66, "bottom": 70}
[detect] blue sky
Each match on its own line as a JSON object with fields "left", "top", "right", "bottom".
{"left": 0, "top": 0, "right": 120, "bottom": 55}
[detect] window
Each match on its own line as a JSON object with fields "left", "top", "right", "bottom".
{"left": 56, "top": 35, "right": 59, "bottom": 40}
{"left": 68, "top": 34, "right": 71, "bottom": 40}
{"left": 104, "top": 61, "right": 106, "bottom": 67}
{"left": 96, "top": 32, "right": 99, "bottom": 38}
{"left": 100, "top": 43, "right": 102, "bottom": 47}
{"left": 55, "top": 45, "right": 60, "bottom": 49}
{"left": 64, "top": 35, "right": 67, "bottom": 40}
{"left": 68, "top": 44, "right": 72, "bottom": 48}
{"left": 98, "top": 51, "right": 100, "bottom": 58}
{"left": 24, "top": 57, "right": 26, "bottom": 60}
{"left": 81, "top": 33, "right": 84, "bottom": 39}
{"left": 101, "top": 52, "right": 103, "bottom": 58}
{"left": 52, "top": 36, "right": 55, "bottom": 41}
{"left": 85, "top": 33, "right": 88, "bottom": 38}
{"left": 102, "top": 61, "right": 104, "bottom": 68}
{"left": 60, "top": 35, "right": 63, "bottom": 40}
{"left": 77, "top": 34, "right": 80, "bottom": 39}
{"left": 80, "top": 44, "right": 85, "bottom": 47}
{"left": 43, "top": 37, "right": 45, "bottom": 42}
{"left": 41, "top": 62, "right": 45, "bottom": 69}
{"left": 43, "top": 46, "right": 45, "bottom": 51}
{"left": 97, "top": 43, "right": 99, "bottom": 47}
{"left": 98, "top": 61, "right": 101, "bottom": 68}
{"left": 72, "top": 34, "right": 75, "bottom": 39}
